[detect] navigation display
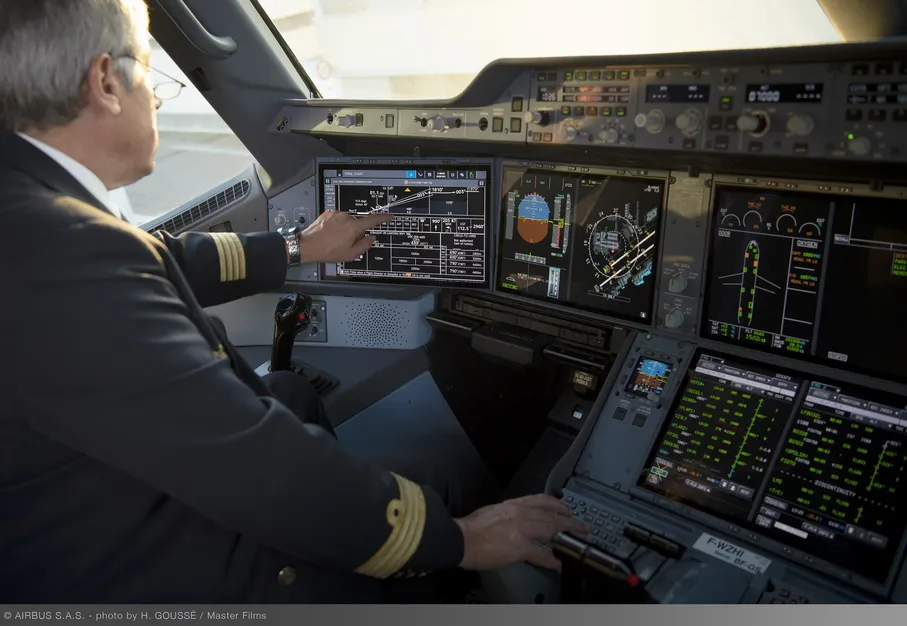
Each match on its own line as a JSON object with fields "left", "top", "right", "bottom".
{"left": 640, "top": 353, "right": 801, "bottom": 521}
{"left": 317, "top": 161, "right": 492, "bottom": 287}
{"left": 703, "top": 186, "right": 907, "bottom": 381}
{"left": 498, "top": 164, "right": 665, "bottom": 321}
{"left": 756, "top": 380, "right": 907, "bottom": 581}
{"left": 639, "top": 351, "right": 907, "bottom": 582}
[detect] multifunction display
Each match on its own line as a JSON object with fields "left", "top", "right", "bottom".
{"left": 704, "top": 187, "right": 907, "bottom": 381}
{"left": 498, "top": 165, "right": 665, "bottom": 321}
{"left": 641, "top": 354, "right": 801, "bottom": 521}
{"left": 639, "top": 352, "right": 907, "bottom": 582}
{"left": 318, "top": 162, "right": 492, "bottom": 286}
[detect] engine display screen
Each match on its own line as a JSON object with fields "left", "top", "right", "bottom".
{"left": 497, "top": 164, "right": 665, "bottom": 321}
{"left": 317, "top": 160, "right": 492, "bottom": 287}
{"left": 639, "top": 351, "right": 907, "bottom": 582}
{"left": 703, "top": 186, "right": 907, "bottom": 382}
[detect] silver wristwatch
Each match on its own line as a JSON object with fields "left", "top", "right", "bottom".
{"left": 279, "top": 226, "right": 302, "bottom": 267}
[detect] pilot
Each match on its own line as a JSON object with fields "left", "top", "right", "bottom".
{"left": 0, "top": 0, "right": 585, "bottom": 604}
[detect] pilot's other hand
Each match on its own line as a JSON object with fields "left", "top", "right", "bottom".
{"left": 298, "top": 210, "right": 392, "bottom": 263}
{"left": 454, "top": 494, "right": 589, "bottom": 572}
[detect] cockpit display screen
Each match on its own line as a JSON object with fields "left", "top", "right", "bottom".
{"left": 639, "top": 351, "right": 907, "bottom": 582}
{"left": 317, "top": 160, "right": 492, "bottom": 287}
{"left": 703, "top": 186, "right": 907, "bottom": 381}
{"left": 497, "top": 164, "right": 666, "bottom": 321}
{"left": 625, "top": 358, "right": 672, "bottom": 397}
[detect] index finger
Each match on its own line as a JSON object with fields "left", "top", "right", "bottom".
{"left": 354, "top": 212, "right": 394, "bottom": 231}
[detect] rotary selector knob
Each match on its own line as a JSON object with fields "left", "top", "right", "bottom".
{"left": 564, "top": 126, "right": 578, "bottom": 142}
{"left": 428, "top": 115, "right": 448, "bottom": 131}
{"left": 598, "top": 128, "right": 619, "bottom": 144}
{"left": 667, "top": 273, "right": 689, "bottom": 294}
{"left": 664, "top": 308, "right": 686, "bottom": 329}
{"left": 848, "top": 136, "right": 872, "bottom": 156}
{"left": 635, "top": 110, "right": 665, "bottom": 134}
{"left": 524, "top": 110, "right": 550, "bottom": 126}
{"left": 786, "top": 114, "right": 815, "bottom": 136}
{"left": 274, "top": 212, "right": 288, "bottom": 227}
{"left": 675, "top": 109, "right": 703, "bottom": 135}
{"left": 737, "top": 112, "right": 770, "bottom": 136}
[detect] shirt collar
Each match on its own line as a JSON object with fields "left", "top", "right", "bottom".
{"left": 15, "top": 132, "right": 122, "bottom": 219}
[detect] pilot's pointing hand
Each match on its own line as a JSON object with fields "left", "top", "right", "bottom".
{"left": 297, "top": 210, "right": 392, "bottom": 263}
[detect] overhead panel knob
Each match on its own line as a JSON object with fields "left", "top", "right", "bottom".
{"left": 786, "top": 114, "right": 815, "bottom": 136}
{"left": 737, "top": 112, "right": 769, "bottom": 135}
{"left": 428, "top": 115, "right": 448, "bottom": 131}
{"left": 848, "top": 136, "right": 872, "bottom": 156}
{"left": 524, "top": 110, "right": 550, "bottom": 126}
{"left": 274, "top": 212, "right": 288, "bottom": 227}
{"left": 635, "top": 110, "right": 665, "bottom": 134}
{"left": 598, "top": 128, "right": 619, "bottom": 144}
{"left": 564, "top": 126, "right": 578, "bottom": 142}
{"left": 675, "top": 109, "right": 702, "bottom": 135}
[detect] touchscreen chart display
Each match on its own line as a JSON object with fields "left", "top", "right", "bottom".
{"left": 318, "top": 162, "right": 492, "bottom": 286}
{"left": 498, "top": 166, "right": 665, "bottom": 321}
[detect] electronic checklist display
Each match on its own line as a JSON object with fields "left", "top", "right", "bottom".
{"left": 702, "top": 183, "right": 907, "bottom": 381}
{"left": 317, "top": 160, "right": 493, "bottom": 287}
{"left": 638, "top": 350, "right": 907, "bottom": 583}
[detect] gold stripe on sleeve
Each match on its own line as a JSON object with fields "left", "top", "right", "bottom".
{"left": 209, "top": 233, "right": 228, "bottom": 282}
{"left": 354, "top": 473, "right": 427, "bottom": 579}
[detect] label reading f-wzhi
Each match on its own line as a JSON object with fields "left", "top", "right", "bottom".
{"left": 691, "top": 533, "right": 772, "bottom": 575}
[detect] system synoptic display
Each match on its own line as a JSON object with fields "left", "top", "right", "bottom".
{"left": 318, "top": 163, "right": 491, "bottom": 286}
{"left": 498, "top": 165, "right": 665, "bottom": 321}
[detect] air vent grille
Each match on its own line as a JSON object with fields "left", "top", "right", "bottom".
{"left": 156, "top": 179, "right": 251, "bottom": 233}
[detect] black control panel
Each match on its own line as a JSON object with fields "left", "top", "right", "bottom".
{"left": 315, "top": 158, "right": 493, "bottom": 287}
{"left": 497, "top": 162, "right": 666, "bottom": 322}
{"left": 638, "top": 350, "right": 907, "bottom": 586}
{"left": 275, "top": 43, "right": 907, "bottom": 165}
{"left": 703, "top": 181, "right": 907, "bottom": 381}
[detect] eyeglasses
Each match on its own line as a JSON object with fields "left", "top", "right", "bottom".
{"left": 117, "top": 55, "right": 186, "bottom": 107}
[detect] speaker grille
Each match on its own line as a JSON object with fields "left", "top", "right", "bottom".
{"left": 340, "top": 300, "right": 414, "bottom": 348}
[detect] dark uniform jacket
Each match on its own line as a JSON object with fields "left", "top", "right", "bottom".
{"left": 0, "top": 131, "right": 464, "bottom": 602}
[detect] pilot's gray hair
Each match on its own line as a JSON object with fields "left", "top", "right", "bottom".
{"left": 0, "top": 0, "right": 150, "bottom": 132}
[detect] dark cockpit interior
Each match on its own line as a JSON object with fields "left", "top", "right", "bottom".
{"left": 81, "top": 0, "right": 907, "bottom": 604}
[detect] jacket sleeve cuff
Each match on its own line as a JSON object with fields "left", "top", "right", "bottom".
{"left": 403, "top": 484, "right": 465, "bottom": 571}
{"left": 353, "top": 473, "right": 464, "bottom": 578}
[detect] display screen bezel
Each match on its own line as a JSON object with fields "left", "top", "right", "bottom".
{"left": 315, "top": 159, "right": 495, "bottom": 289}
{"left": 633, "top": 347, "right": 907, "bottom": 585}
{"left": 494, "top": 160, "right": 670, "bottom": 323}
{"left": 699, "top": 177, "right": 907, "bottom": 384}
